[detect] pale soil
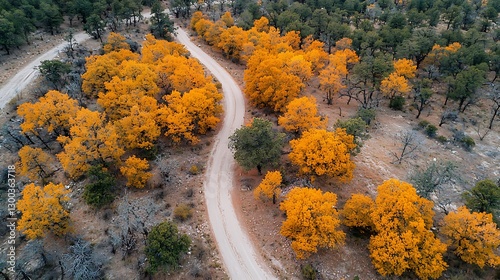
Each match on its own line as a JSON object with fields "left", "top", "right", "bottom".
{"left": 189, "top": 31, "right": 500, "bottom": 279}
{"left": 0, "top": 16, "right": 228, "bottom": 280}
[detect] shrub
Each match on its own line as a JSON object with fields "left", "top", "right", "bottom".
{"left": 83, "top": 166, "right": 115, "bottom": 208}
{"left": 189, "top": 164, "right": 200, "bottom": 175}
{"left": 145, "top": 221, "right": 191, "bottom": 273}
{"left": 461, "top": 136, "right": 475, "bottom": 151}
{"left": 437, "top": 135, "right": 448, "bottom": 143}
{"left": 425, "top": 125, "right": 438, "bottom": 137}
{"left": 301, "top": 263, "right": 317, "bottom": 280}
{"left": 356, "top": 108, "right": 376, "bottom": 125}
{"left": 418, "top": 120, "right": 430, "bottom": 129}
{"left": 174, "top": 204, "right": 193, "bottom": 221}
{"left": 389, "top": 96, "right": 405, "bottom": 110}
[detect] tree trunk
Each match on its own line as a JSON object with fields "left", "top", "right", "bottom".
{"left": 257, "top": 164, "right": 262, "bottom": 175}
{"left": 489, "top": 105, "right": 499, "bottom": 129}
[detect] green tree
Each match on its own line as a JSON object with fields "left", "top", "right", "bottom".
{"left": 38, "top": 0, "right": 63, "bottom": 35}
{"left": 0, "top": 14, "right": 22, "bottom": 55}
{"left": 83, "top": 165, "right": 115, "bottom": 208}
{"left": 145, "top": 221, "right": 191, "bottom": 274}
{"left": 150, "top": 0, "right": 175, "bottom": 39}
{"left": 462, "top": 179, "right": 500, "bottom": 222}
{"left": 410, "top": 161, "right": 458, "bottom": 199}
{"left": 38, "top": 60, "right": 71, "bottom": 90}
{"left": 84, "top": 13, "right": 105, "bottom": 43}
{"left": 228, "top": 118, "right": 285, "bottom": 175}
{"left": 449, "top": 66, "right": 486, "bottom": 112}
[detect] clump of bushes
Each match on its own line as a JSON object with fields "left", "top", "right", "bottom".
{"left": 437, "top": 135, "right": 448, "bottom": 143}
{"left": 452, "top": 130, "right": 475, "bottom": 151}
{"left": 356, "top": 108, "right": 376, "bottom": 125}
{"left": 301, "top": 263, "right": 317, "bottom": 280}
{"left": 417, "top": 120, "right": 438, "bottom": 138}
{"left": 83, "top": 165, "right": 115, "bottom": 208}
{"left": 389, "top": 96, "right": 405, "bottom": 111}
{"left": 174, "top": 204, "right": 193, "bottom": 221}
{"left": 189, "top": 164, "right": 203, "bottom": 175}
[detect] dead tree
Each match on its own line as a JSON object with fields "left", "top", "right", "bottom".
{"left": 61, "top": 238, "right": 102, "bottom": 280}
{"left": 391, "top": 130, "right": 420, "bottom": 164}
{"left": 487, "top": 83, "right": 500, "bottom": 129}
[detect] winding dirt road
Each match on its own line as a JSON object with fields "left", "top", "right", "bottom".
{"left": 175, "top": 28, "right": 276, "bottom": 279}
{"left": 0, "top": 32, "right": 90, "bottom": 109}
{"left": 0, "top": 22, "right": 276, "bottom": 279}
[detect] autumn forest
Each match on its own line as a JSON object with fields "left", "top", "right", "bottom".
{"left": 1, "top": 0, "right": 500, "bottom": 279}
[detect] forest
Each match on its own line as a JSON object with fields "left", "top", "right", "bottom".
{"left": 0, "top": 0, "right": 499, "bottom": 279}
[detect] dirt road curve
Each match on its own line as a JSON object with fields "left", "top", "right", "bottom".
{"left": 0, "top": 32, "right": 90, "bottom": 109}
{"left": 176, "top": 27, "right": 276, "bottom": 280}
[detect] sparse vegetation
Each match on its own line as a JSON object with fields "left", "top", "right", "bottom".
{"left": 174, "top": 204, "right": 193, "bottom": 221}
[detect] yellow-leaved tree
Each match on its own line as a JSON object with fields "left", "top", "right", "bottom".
{"left": 115, "top": 103, "right": 161, "bottom": 150}
{"left": 341, "top": 193, "right": 375, "bottom": 229}
{"left": 253, "top": 171, "right": 282, "bottom": 204}
{"left": 57, "top": 108, "right": 124, "bottom": 178}
{"left": 289, "top": 128, "right": 356, "bottom": 181}
{"left": 368, "top": 179, "right": 447, "bottom": 280}
{"left": 393, "top": 58, "right": 417, "bottom": 79}
{"left": 319, "top": 49, "right": 359, "bottom": 105}
{"left": 380, "top": 59, "right": 416, "bottom": 100}
{"left": 159, "top": 84, "right": 223, "bottom": 144}
{"left": 17, "top": 90, "right": 80, "bottom": 136}
{"left": 244, "top": 49, "right": 304, "bottom": 112}
{"left": 17, "top": 146, "right": 57, "bottom": 183}
{"left": 17, "top": 182, "right": 71, "bottom": 239}
{"left": 380, "top": 72, "right": 411, "bottom": 99}
{"left": 280, "top": 187, "right": 345, "bottom": 259}
{"left": 141, "top": 34, "right": 189, "bottom": 64}
{"left": 120, "top": 156, "right": 152, "bottom": 188}
{"left": 103, "top": 32, "right": 130, "bottom": 53}
{"left": 442, "top": 206, "right": 500, "bottom": 268}
{"left": 278, "top": 96, "right": 327, "bottom": 134}
{"left": 82, "top": 49, "right": 139, "bottom": 97}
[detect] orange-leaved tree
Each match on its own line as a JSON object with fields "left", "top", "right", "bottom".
{"left": 217, "top": 26, "right": 247, "bottom": 61}
{"left": 17, "top": 182, "right": 71, "bottom": 239}
{"left": 244, "top": 49, "right": 304, "bottom": 112}
{"left": 278, "top": 96, "right": 327, "bottom": 134}
{"left": 289, "top": 128, "right": 356, "bottom": 181}
{"left": 103, "top": 32, "right": 130, "bottom": 53}
{"left": 155, "top": 55, "right": 210, "bottom": 94}
{"left": 115, "top": 103, "right": 161, "bottom": 150}
{"left": 120, "top": 155, "right": 152, "bottom": 188}
{"left": 159, "top": 83, "right": 223, "bottom": 144}
{"left": 82, "top": 49, "right": 139, "bottom": 97}
{"left": 17, "top": 90, "right": 80, "bottom": 136}
{"left": 341, "top": 193, "right": 375, "bottom": 229}
{"left": 280, "top": 187, "right": 345, "bottom": 259}
{"left": 380, "top": 72, "right": 411, "bottom": 99}
{"left": 442, "top": 206, "right": 500, "bottom": 268}
{"left": 319, "top": 49, "right": 359, "bottom": 105}
{"left": 17, "top": 146, "right": 57, "bottom": 183}
{"left": 57, "top": 108, "right": 124, "bottom": 178}
{"left": 393, "top": 58, "right": 417, "bottom": 79}
{"left": 253, "top": 171, "right": 282, "bottom": 204}
{"left": 368, "top": 179, "right": 447, "bottom": 280}
{"left": 141, "top": 34, "right": 189, "bottom": 64}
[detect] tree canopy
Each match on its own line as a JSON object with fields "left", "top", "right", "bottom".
{"left": 229, "top": 118, "right": 285, "bottom": 175}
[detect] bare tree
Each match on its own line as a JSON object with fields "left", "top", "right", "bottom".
{"left": 391, "top": 130, "right": 420, "bottom": 164}
{"left": 487, "top": 83, "right": 500, "bottom": 129}
{"left": 110, "top": 193, "right": 160, "bottom": 259}
{"left": 62, "top": 238, "right": 103, "bottom": 280}
{"left": 439, "top": 110, "right": 459, "bottom": 127}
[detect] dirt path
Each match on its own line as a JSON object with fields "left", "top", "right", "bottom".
{"left": 175, "top": 27, "right": 277, "bottom": 279}
{"left": 0, "top": 32, "right": 90, "bottom": 109}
